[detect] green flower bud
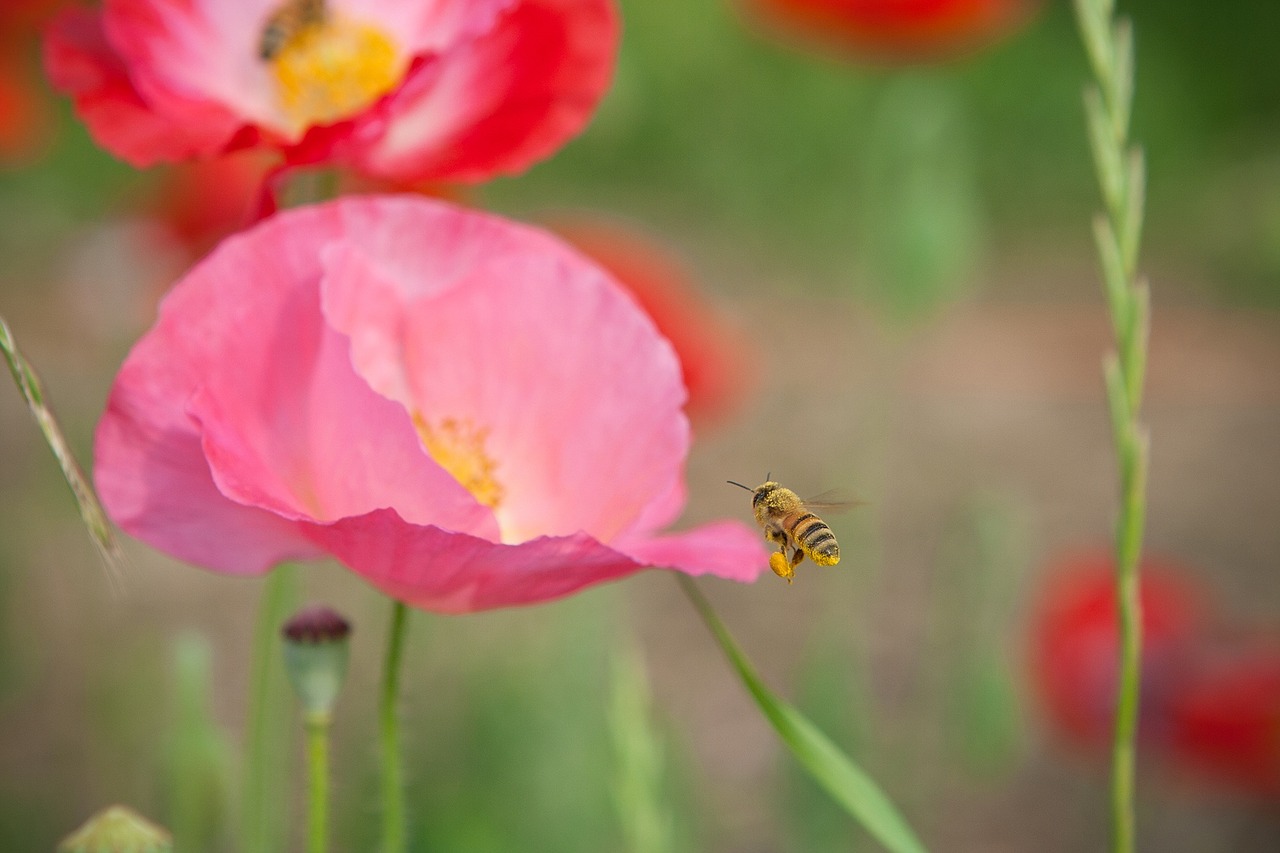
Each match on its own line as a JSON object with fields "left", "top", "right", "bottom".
{"left": 282, "top": 605, "right": 352, "bottom": 720}
{"left": 59, "top": 805, "right": 173, "bottom": 853}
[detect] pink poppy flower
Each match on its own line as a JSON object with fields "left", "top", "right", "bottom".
{"left": 94, "top": 196, "right": 768, "bottom": 612}
{"left": 42, "top": 0, "right": 618, "bottom": 182}
{"left": 741, "top": 0, "right": 1037, "bottom": 63}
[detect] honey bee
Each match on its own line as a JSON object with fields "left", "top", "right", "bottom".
{"left": 259, "top": 0, "right": 326, "bottom": 60}
{"left": 729, "top": 478, "right": 854, "bottom": 583}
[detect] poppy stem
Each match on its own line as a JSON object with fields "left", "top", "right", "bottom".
{"left": 305, "top": 711, "right": 331, "bottom": 853}
{"left": 379, "top": 599, "right": 410, "bottom": 853}
{"left": 241, "top": 564, "right": 300, "bottom": 853}
{"left": 1070, "top": 2, "right": 1151, "bottom": 851}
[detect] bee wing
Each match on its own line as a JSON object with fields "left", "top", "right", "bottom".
{"left": 802, "top": 488, "right": 862, "bottom": 513}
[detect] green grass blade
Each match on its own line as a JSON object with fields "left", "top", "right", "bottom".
{"left": 677, "top": 576, "right": 926, "bottom": 853}
{"left": 609, "top": 643, "right": 674, "bottom": 853}
{"left": 0, "top": 313, "right": 127, "bottom": 589}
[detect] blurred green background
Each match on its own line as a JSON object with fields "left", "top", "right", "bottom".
{"left": 2, "top": 0, "right": 1280, "bottom": 850}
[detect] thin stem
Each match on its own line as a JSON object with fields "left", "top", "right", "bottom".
{"left": 305, "top": 712, "right": 331, "bottom": 853}
{"left": 241, "top": 565, "right": 299, "bottom": 853}
{"left": 0, "top": 313, "right": 127, "bottom": 589}
{"left": 1071, "top": 1, "right": 1152, "bottom": 851}
{"left": 379, "top": 599, "right": 410, "bottom": 853}
{"left": 675, "top": 576, "right": 927, "bottom": 853}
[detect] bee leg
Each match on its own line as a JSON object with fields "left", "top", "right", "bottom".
{"left": 788, "top": 547, "right": 806, "bottom": 570}
{"left": 768, "top": 550, "right": 794, "bottom": 583}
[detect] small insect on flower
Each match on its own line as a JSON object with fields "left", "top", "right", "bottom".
{"left": 729, "top": 478, "right": 856, "bottom": 583}
{"left": 259, "top": 0, "right": 327, "bottom": 61}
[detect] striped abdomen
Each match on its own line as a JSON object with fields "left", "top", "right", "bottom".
{"left": 787, "top": 512, "right": 840, "bottom": 566}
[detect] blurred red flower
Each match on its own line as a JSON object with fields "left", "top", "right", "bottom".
{"left": 741, "top": 0, "right": 1038, "bottom": 62}
{"left": 148, "top": 151, "right": 276, "bottom": 258}
{"left": 1030, "top": 550, "right": 1207, "bottom": 748}
{"left": 1169, "top": 648, "right": 1280, "bottom": 796}
{"left": 0, "top": 0, "right": 60, "bottom": 164}
{"left": 1031, "top": 549, "right": 1280, "bottom": 798}
{"left": 549, "top": 217, "right": 756, "bottom": 428}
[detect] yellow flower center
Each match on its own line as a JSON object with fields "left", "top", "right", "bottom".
{"left": 263, "top": 3, "right": 406, "bottom": 131}
{"left": 414, "top": 416, "right": 506, "bottom": 510}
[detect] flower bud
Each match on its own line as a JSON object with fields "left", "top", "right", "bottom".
{"left": 281, "top": 605, "right": 352, "bottom": 720}
{"left": 59, "top": 805, "right": 173, "bottom": 853}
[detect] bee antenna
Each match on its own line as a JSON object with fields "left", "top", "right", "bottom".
{"left": 765, "top": 471, "right": 772, "bottom": 482}
{"left": 726, "top": 480, "right": 754, "bottom": 492}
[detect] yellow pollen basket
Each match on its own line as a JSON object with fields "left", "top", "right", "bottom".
{"left": 269, "top": 16, "right": 405, "bottom": 131}
{"left": 414, "top": 416, "right": 506, "bottom": 510}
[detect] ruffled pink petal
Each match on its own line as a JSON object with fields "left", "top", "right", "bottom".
{"left": 319, "top": 197, "right": 689, "bottom": 545}
{"left": 95, "top": 362, "right": 325, "bottom": 575}
{"left": 342, "top": 0, "right": 518, "bottom": 55}
{"left": 304, "top": 507, "right": 761, "bottom": 613}
{"left": 103, "top": 0, "right": 284, "bottom": 135}
{"left": 185, "top": 222, "right": 497, "bottom": 537}
{"left": 43, "top": 7, "right": 240, "bottom": 165}
{"left": 350, "top": 0, "right": 618, "bottom": 181}
{"left": 615, "top": 520, "right": 771, "bottom": 583}
{"left": 94, "top": 201, "right": 497, "bottom": 573}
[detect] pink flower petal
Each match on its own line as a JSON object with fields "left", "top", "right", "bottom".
{"left": 43, "top": 8, "right": 240, "bottom": 165}
{"left": 95, "top": 201, "right": 498, "bottom": 573}
{"left": 319, "top": 197, "right": 688, "bottom": 545}
{"left": 103, "top": 0, "right": 284, "bottom": 134}
{"left": 616, "top": 520, "right": 772, "bottom": 583}
{"left": 351, "top": 0, "right": 618, "bottom": 181}
{"left": 95, "top": 365, "right": 325, "bottom": 575}
{"left": 304, "top": 507, "right": 651, "bottom": 612}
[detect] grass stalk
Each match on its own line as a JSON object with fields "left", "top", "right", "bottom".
{"left": 1070, "top": 1, "right": 1152, "bottom": 850}
{"left": 0, "top": 313, "right": 126, "bottom": 588}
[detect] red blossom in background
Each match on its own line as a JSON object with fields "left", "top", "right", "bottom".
{"left": 43, "top": 0, "right": 617, "bottom": 183}
{"left": 741, "top": 0, "right": 1038, "bottom": 62}
{"left": 1169, "top": 649, "right": 1280, "bottom": 796}
{"left": 147, "top": 151, "right": 276, "bottom": 258}
{"left": 1030, "top": 550, "right": 1207, "bottom": 747}
{"left": 94, "top": 196, "right": 768, "bottom": 613}
{"left": 549, "top": 218, "right": 756, "bottom": 429}
{"left": 1031, "top": 550, "right": 1280, "bottom": 798}
{"left": 0, "top": 0, "right": 61, "bottom": 164}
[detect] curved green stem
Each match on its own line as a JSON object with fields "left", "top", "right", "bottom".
{"left": 306, "top": 712, "right": 331, "bottom": 853}
{"left": 676, "top": 576, "right": 926, "bottom": 853}
{"left": 379, "top": 600, "right": 410, "bottom": 853}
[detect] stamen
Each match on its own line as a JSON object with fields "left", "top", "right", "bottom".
{"left": 414, "top": 416, "right": 506, "bottom": 510}
{"left": 265, "top": 9, "right": 406, "bottom": 131}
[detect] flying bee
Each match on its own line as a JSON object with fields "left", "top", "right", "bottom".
{"left": 259, "top": 0, "right": 326, "bottom": 60}
{"left": 729, "top": 478, "right": 855, "bottom": 584}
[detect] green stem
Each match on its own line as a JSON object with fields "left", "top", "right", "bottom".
{"left": 241, "top": 565, "right": 299, "bottom": 853}
{"left": 0, "top": 313, "right": 127, "bottom": 587}
{"left": 306, "top": 712, "right": 331, "bottom": 853}
{"left": 675, "top": 576, "right": 927, "bottom": 853}
{"left": 379, "top": 599, "right": 410, "bottom": 853}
